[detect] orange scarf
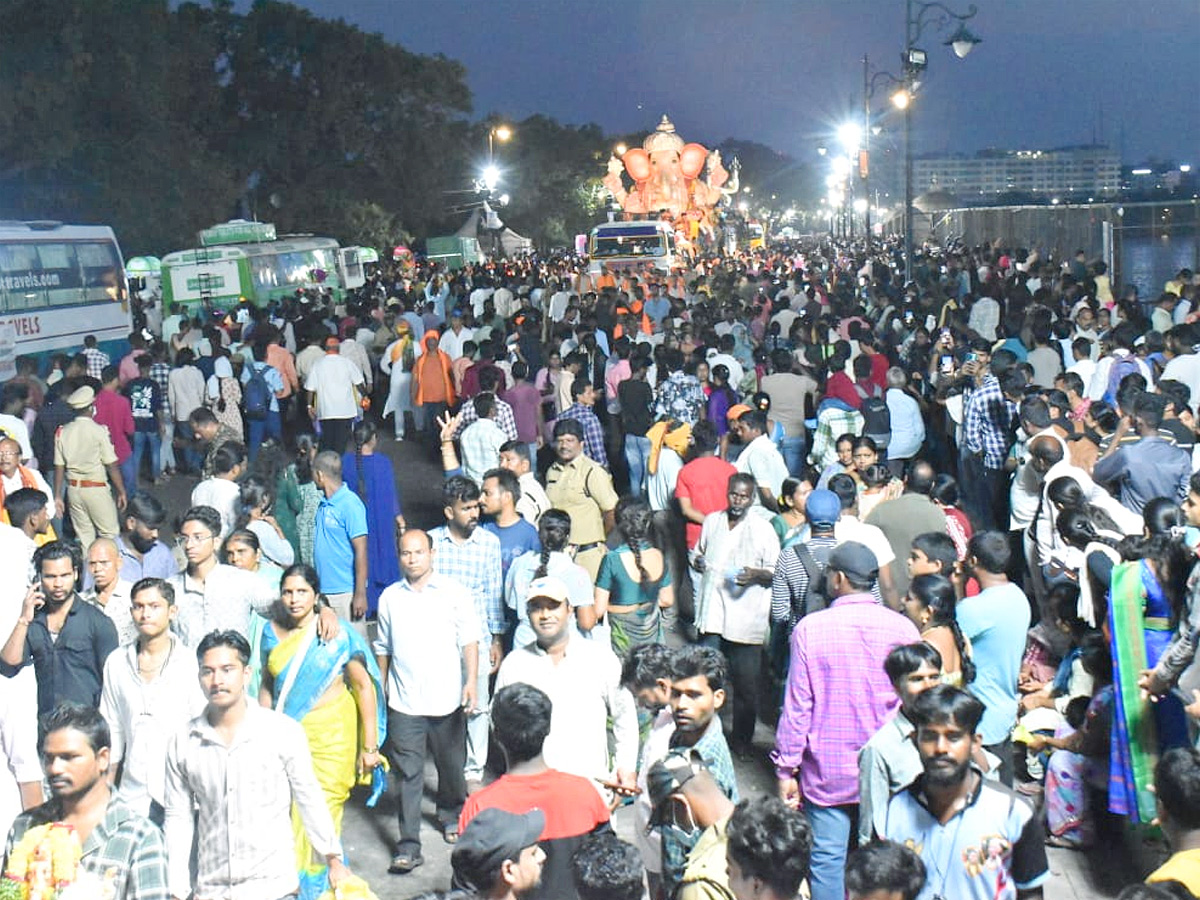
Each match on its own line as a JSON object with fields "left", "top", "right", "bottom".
{"left": 0, "top": 467, "right": 57, "bottom": 544}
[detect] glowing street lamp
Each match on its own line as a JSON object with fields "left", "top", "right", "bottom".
{"left": 488, "top": 124, "right": 513, "bottom": 164}
{"left": 838, "top": 122, "right": 863, "bottom": 154}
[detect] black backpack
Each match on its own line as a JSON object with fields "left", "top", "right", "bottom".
{"left": 791, "top": 542, "right": 834, "bottom": 624}
{"left": 855, "top": 382, "right": 891, "bottom": 448}
{"left": 243, "top": 362, "right": 271, "bottom": 421}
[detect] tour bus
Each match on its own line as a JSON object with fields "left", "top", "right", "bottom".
{"left": 160, "top": 220, "right": 366, "bottom": 313}
{"left": 586, "top": 220, "right": 679, "bottom": 275}
{"left": 0, "top": 221, "right": 129, "bottom": 379}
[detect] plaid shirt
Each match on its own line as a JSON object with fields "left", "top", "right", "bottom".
{"left": 149, "top": 362, "right": 172, "bottom": 415}
{"left": 7, "top": 796, "right": 169, "bottom": 900}
{"left": 557, "top": 402, "right": 608, "bottom": 467}
{"left": 454, "top": 393, "right": 519, "bottom": 442}
{"left": 661, "top": 717, "right": 739, "bottom": 892}
{"left": 430, "top": 524, "right": 505, "bottom": 637}
{"left": 83, "top": 346, "right": 110, "bottom": 380}
{"left": 772, "top": 593, "right": 920, "bottom": 806}
{"left": 962, "top": 374, "right": 1016, "bottom": 469}
{"left": 809, "top": 406, "right": 863, "bottom": 469}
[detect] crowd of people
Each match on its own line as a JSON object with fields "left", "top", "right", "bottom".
{"left": 0, "top": 241, "right": 1198, "bottom": 900}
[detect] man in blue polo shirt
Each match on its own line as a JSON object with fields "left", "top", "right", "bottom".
{"left": 312, "top": 451, "right": 369, "bottom": 624}
{"left": 883, "top": 685, "right": 1048, "bottom": 900}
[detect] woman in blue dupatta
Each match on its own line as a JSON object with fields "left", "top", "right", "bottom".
{"left": 1106, "top": 499, "right": 1191, "bottom": 824}
{"left": 259, "top": 564, "right": 386, "bottom": 897}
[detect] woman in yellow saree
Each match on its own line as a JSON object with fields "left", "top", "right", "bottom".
{"left": 259, "top": 564, "right": 385, "bottom": 898}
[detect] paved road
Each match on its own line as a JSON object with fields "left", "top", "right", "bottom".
{"left": 149, "top": 429, "right": 1139, "bottom": 899}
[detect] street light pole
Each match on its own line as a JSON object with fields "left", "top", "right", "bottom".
{"left": 900, "top": 0, "right": 981, "bottom": 285}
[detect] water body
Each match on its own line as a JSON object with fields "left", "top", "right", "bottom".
{"left": 1120, "top": 231, "right": 1198, "bottom": 299}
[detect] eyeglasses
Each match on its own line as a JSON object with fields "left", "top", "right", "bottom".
{"left": 0, "top": 451, "right": 19, "bottom": 459}
{"left": 180, "top": 533, "right": 214, "bottom": 545}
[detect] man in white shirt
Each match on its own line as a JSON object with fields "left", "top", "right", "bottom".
{"left": 375, "top": 528, "right": 479, "bottom": 872}
{"left": 439, "top": 309, "right": 472, "bottom": 361}
{"left": 690, "top": 474, "right": 779, "bottom": 755}
{"left": 828, "top": 473, "right": 900, "bottom": 609}
{"left": 732, "top": 409, "right": 789, "bottom": 509}
{"left": 164, "top": 630, "right": 352, "bottom": 900}
{"left": 495, "top": 576, "right": 638, "bottom": 790}
{"left": 883, "top": 368, "right": 925, "bottom": 471}
{"left": 304, "top": 335, "right": 365, "bottom": 454}
{"left": 99, "top": 577, "right": 205, "bottom": 819}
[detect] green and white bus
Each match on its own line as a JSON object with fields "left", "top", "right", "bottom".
{"left": 161, "top": 220, "right": 366, "bottom": 312}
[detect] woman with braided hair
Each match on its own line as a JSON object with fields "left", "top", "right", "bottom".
{"left": 504, "top": 508, "right": 597, "bottom": 649}
{"left": 595, "top": 497, "right": 674, "bottom": 654}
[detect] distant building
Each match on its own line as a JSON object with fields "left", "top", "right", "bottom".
{"left": 911, "top": 145, "right": 1120, "bottom": 200}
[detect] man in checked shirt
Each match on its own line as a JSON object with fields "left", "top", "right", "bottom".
{"left": 772, "top": 541, "right": 919, "bottom": 900}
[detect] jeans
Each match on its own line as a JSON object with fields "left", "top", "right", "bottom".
{"left": 131, "top": 431, "right": 161, "bottom": 484}
{"left": 246, "top": 409, "right": 283, "bottom": 460}
{"left": 959, "top": 452, "right": 1005, "bottom": 532}
{"left": 804, "top": 800, "right": 858, "bottom": 900}
{"left": 779, "top": 435, "right": 806, "bottom": 477}
{"left": 464, "top": 636, "right": 492, "bottom": 782}
{"left": 386, "top": 708, "right": 466, "bottom": 854}
{"left": 624, "top": 434, "right": 652, "bottom": 497}
{"left": 159, "top": 420, "right": 176, "bottom": 472}
{"left": 118, "top": 455, "right": 136, "bottom": 493}
{"left": 174, "top": 420, "right": 203, "bottom": 474}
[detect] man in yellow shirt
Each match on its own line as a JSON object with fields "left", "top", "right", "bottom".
{"left": 1147, "top": 747, "right": 1200, "bottom": 894}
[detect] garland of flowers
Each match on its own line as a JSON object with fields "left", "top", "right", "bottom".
{"left": 0, "top": 824, "right": 81, "bottom": 900}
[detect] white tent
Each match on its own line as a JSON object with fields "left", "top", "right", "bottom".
{"left": 456, "top": 208, "right": 533, "bottom": 258}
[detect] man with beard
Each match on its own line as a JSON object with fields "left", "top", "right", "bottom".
{"left": 451, "top": 808, "right": 547, "bottom": 900}
{"left": 5, "top": 703, "right": 167, "bottom": 900}
{"left": 0, "top": 541, "right": 118, "bottom": 715}
{"left": 544, "top": 418, "right": 618, "bottom": 581}
{"left": 116, "top": 492, "right": 175, "bottom": 583}
{"left": 690, "top": 473, "right": 779, "bottom": 756}
{"left": 883, "top": 685, "right": 1048, "bottom": 900}
{"left": 431, "top": 475, "right": 504, "bottom": 792}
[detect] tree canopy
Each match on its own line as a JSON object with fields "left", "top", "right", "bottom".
{"left": 0, "top": 0, "right": 811, "bottom": 255}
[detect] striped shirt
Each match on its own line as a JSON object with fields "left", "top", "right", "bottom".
{"left": 164, "top": 702, "right": 342, "bottom": 900}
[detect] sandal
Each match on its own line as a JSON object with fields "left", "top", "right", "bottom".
{"left": 389, "top": 851, "right": 424, "bottom": 874}
{"left": 443, "top": 826, "right": 459, "bottom": 844}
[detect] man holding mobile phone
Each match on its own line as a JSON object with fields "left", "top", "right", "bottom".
{"left": 0, "top": 541, "right": 118, "bottom": 715}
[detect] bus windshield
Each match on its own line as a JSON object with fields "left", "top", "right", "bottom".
{"left": 590, "top": 228, "right": 668, "bottom": 260}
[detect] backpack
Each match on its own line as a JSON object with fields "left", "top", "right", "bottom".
{"left": 1103, "top": 353, "right": 1142, "bottom": 409}
{"left": 243, "top": 362, "right": 271, "bottom": 421}
{"left": 855, "top": 382, "right": 892, "bottom": 448}
{"left": 791, "top": 542, "right": 835, "bottom": 624}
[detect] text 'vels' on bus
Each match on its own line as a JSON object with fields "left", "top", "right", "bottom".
{"left": 0, "top": 222, "right": 129, "bottom": 379}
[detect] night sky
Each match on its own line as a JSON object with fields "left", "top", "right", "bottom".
{"left": 290, "top": 0, "right": 1196, "bottom": 165}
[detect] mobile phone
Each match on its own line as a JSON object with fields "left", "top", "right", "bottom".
{"left": 595, "top": 778, "right": 642, "bottom": 795}
{"left": 939, "top": 327, "right": 951, "bottom": 344}
{"left": 965, "top": 351, "right": 979, "bottom": 364}
{"left": 939, "top": 354, "right": 954, "bottom": 375}
{"left": 925, "top": 315, "right": 937, "bottom": 331}
{"left": 904, "top": 310, "right": 915, "bottom": 324}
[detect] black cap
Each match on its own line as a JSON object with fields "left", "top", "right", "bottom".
{"left": 451, "top": 808, "right": 545, "bottom": 885}
{"left": 826, "top": 540, "right": 879, "bottom": 583}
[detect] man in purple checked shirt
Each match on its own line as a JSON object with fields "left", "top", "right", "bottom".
{"left": 771, "top": 540, "right": 919, "bottom": 900}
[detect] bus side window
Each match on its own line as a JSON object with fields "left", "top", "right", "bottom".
{"left": 77, "top": 242, "right": 122, "bottom": 303}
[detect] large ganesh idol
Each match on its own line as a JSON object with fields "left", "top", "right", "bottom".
{"left": 603, "top": 116, "right": 730, "bottom": 237}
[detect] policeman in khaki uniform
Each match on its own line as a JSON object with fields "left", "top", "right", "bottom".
{"left": 544, "top": 417, "right": 618, "bottom": 580}
{"left": 53, "top": 385, "right": 126, "bottom": 549}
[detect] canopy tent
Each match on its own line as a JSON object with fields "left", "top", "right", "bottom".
{"left": 456, "top": 208, "right": 533, "bottom": 258}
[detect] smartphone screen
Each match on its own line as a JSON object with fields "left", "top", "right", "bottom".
{"left": 926, "top": 315, "right": 937, "bottom": 331}
{"left": 940, "top": 355, "right": 954, "bottom": 374}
